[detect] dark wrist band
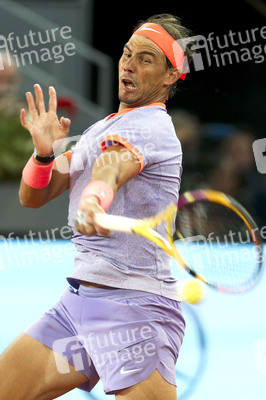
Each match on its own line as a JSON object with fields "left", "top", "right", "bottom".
{"left": 34, "top": 148, "right": 55, "bottom": 164}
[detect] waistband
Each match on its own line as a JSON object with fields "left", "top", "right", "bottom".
{"left": 77, "top": 284, "right": 155, "bottom": 301}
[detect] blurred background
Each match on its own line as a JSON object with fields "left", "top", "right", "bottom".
{"left": 0, "top": 0, "right": 265, "bottom": 399}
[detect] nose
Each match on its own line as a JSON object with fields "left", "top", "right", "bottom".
{"left": 123, "top": 56, "right": 135, "bottom": 73}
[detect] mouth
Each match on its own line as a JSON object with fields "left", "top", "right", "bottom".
{"left": 121, "top": 77, "right": 136, "bottom": 92}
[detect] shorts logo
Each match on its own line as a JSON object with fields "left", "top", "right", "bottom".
{"left": 120, "top": 366, "right": 143, "bottom": 375}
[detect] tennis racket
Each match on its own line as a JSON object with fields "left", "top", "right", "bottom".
{"left": 73, "top": 190, "right": 263, "bottom": 294}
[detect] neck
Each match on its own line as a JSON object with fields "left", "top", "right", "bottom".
{"left": 118, "top": 97, "right": 167, "bottom": 113}
{"left": 117, "top": 101, "right": 166, "bottom": 114}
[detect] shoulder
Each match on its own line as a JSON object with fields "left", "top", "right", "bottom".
{"left": 102, "top": 105, "right": 180, "bottom": 156}
{"left": 126, "top": 104, "right": 169, "bottom": 121}
{"left": 138, "top": 106, "right": 179, "bottom": 142}
{"left": 121, "top": 105, "right": 175, "bottom": 135}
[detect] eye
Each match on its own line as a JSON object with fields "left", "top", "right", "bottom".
{"left": 141, "top": 57, "right": 151, "bottom": 64}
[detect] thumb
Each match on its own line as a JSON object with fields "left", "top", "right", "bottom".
{"left": 60, "top": 116, "right": 71, "bottom": 131}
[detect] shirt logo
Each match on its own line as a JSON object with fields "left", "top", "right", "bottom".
{"left": 120, "top": 366, "right": 143, "bottom": 375}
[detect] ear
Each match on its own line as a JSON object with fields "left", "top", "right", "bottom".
{"left": 163, "top": 68, "right": 180, "bottom": 88}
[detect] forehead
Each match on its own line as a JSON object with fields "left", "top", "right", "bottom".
{"left": 124, "top": 34, "right": 165, "bottom": 59}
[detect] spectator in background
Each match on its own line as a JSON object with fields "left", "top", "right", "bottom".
{"left": 170, "top": 109, "right": 207, "bottom": 191}
{"left": 0, "top": 53, "right": 20, "bottom": 101}
{"left": 0, "top": 52, "right": 32, "bottom": 181}
{"left": 171, "top": 110, "right": 266, "bottom": 229}
{"left": 208, "top": 130, "right": 266, "bottom": 229}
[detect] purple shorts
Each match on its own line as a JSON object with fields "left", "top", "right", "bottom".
{"left": 24, "top": 285, "right": 185, "bottom": 394}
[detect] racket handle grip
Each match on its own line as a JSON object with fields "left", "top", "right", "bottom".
{"left": 94, "top": 213, "right": 134, "bottom": 233}
{"left": 73, "top": 210, "right": 135, "bottom": 233}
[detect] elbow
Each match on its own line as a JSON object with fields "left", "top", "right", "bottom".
{"left": 19, "top": 198, "right": 41, "bottom": 209}
{"left": 20, "top": 201, "right": 41, "bottom": 209}
{"left": 19, "top": 190, "right": 43, "bottom": 209}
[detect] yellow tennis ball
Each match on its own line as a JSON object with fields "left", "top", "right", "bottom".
{"left": 179, "top": 279, "right": 205, "bottom": 304}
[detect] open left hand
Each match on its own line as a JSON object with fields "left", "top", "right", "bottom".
{"left": 20, "top": 84, "right": 71, "bottom": 157}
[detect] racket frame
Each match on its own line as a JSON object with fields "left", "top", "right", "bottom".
{"left": 73, "top": 189, "right": 263, "bottom": 294}
{"left": 175, "top": 190, "right": 263, "bottom": 293}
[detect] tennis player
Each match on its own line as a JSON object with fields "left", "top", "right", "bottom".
{"left": 0, "top": 14, "right": 194, "bottom": 400}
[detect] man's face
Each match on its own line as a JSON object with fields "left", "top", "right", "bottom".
{"left": 118, "top": 34, "right": 171, "bottom": 108}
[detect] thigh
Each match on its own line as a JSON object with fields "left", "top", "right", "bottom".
{"left": 0, "top": 333, "right": 88, "bottom": 400}
{"left": 115, "top": 369, "right": 177, "bottom": 400}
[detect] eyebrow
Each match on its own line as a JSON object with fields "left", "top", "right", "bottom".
{"left": 123, "top": 43, "right": 157, "bottom": 59}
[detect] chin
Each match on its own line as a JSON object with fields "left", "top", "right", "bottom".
{"left": 119, "top": 94, "right": 138, "bottom": 106}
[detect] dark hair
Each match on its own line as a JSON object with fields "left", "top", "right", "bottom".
{"left": 133, "top": 14, "right": 195, "bottom": 98}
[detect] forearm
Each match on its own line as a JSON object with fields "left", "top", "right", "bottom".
{"left": 19, "top": 173, "right": 66, "bottom": 208}
{"left": 19, "top": 154, "right": 70, "bottom": 208}
{"left": 90, "top": 145, "right": 138, "bottom": 194}
{"left": 19, "top": 181, "right": 50, "bottom": 209}
{"left": 75, "top": 145, "right": 140, "bottom": 236}
{"left": 91, "top": 164, "right": 119, "bottom": 195}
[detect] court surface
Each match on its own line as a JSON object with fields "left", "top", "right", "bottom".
{"left": 0, "top": 239, "right": 265, "bottom": 399}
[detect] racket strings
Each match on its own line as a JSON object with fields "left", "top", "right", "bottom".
{"left": 176, "top": 203, "right": 253, "bottom": 241}
{"left": 175, "top": 202, "right": 262, "bottom": 292}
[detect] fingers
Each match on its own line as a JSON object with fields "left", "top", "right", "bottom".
{"left": 95, "top": 224, "right": 110, "bottom": 236}
{"left": 34, "top": 84, "right": 46, "bottom": 114}
{"left": 26, "top": 91, "right": 39, "bottom": 122}
{"left": 20, "top": 108, "right": 30, "bottom": 129}
{"left": 25, "top": 85, "right": 58, "bottom": 120}
{"left": 75, "top": 199, "right": 110, "bottom": 237}
{"left": 75, "top": 216, "right": 110, "bottom": 237}
{"left": 74, "top": 212, "right": 100, "bottom": 236}
{"left": 25, "top": 84, "right": 45, "bottom": 121}
{"left": 48, "top": 86, "right": 57, "bottom": 113}
{"left": 74, "top": 216, "right": 97, "bottom": 236}
{"left": 60, "top": 117, "right": 71, "bottom": 134}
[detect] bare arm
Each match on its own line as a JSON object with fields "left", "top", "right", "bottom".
{"left": 19, "top": 154, "right": 71, "bottom": 208}
{"left": 18, "top": 84, "right": 71, "bottom": 208}
{"left": 75, "top": 144, "right": 140, "bottom": 236}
